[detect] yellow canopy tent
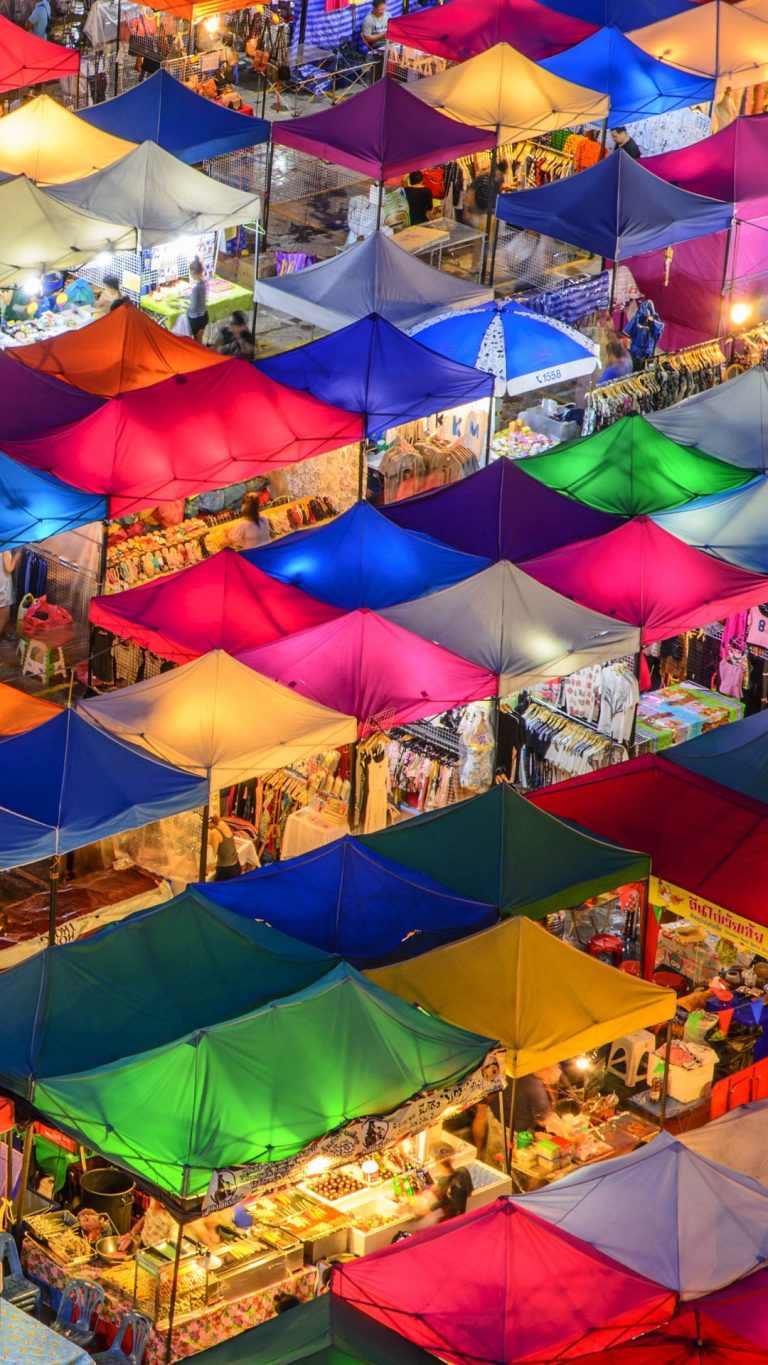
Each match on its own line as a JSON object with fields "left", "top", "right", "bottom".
{"left": 409, "top": 42, "right": 609, "bottom": 144}
{"left": 0, "top": 682, "right": 59, "bottom": 736}
{"left": 79, "top": 649, "right": 357, "bottom": 791}
{"left": 0, "top": 95, "right": 135, "bottom": 183}
{"left": 630, "top": 0, "right": 768, "bottom": 93}
{"left": 0, "top": 177, "right": 135, "bottom": 285}
{"left": 368, "top": 916, "right": 675, "bottom": 1077}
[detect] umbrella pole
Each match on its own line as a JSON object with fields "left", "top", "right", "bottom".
{"left": 48, "top": 855, "right": 60, "bottom": 948}
{"left": 199, "top": 803, "right": 210, "bottom": 882}
{"left": 658, "top": 1019, "right": 673, "bottom": 1128}
{"left": 481, "top": 142, "right": 498, "bottom": 285}
{"left": 164, "top": 1226, "right": 184, "bottom": 1365}
{"left": 252, "top": 139, "right": 275, "bottom": 335}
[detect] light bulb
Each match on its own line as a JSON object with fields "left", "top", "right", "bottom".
{"left": 730, "top": 302, "right": 753, "bottom": 327}
{"left": 575, "top": 1055, "right": 591, "bottom": 1072}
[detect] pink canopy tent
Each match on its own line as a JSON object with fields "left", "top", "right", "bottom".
{"left": 694, "top": 1268, "right": 768, "bottom": 1351}
{"left": 89, "top": 548, "right": 343, "bottom": 663}
{"left": 522, "top": 517, "right": 768, "bottom": 643}
{"left": 239, "top": 609, "right": 497, "bottom": 734}
{"left": 642, "top": 114, "right": 768, "bottom": 201}
{"left": 332, "top": 1200, "right": 677, "bottom": 1364}
{"left": 274, "top": 77, "right": 493, "bottom": 180}
{"left": 0, "top": 14, "right": 79, "bottom": 90}
{"left": 388, "top": 0, "right": 598, "bottom": 62}
{"left": 1, "top": 360, "right": 363, "bottom": 515}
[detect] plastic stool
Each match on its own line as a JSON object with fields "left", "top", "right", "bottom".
{"left": 607, "top": 1029, "right": 655, "bottom": 1087}
{"left": 19, "top": 638, "right": 68, "bottom": 684}
{"left": 587, "top": 932, "right": 624, "bottom": 967}
{"left": 620, "top": 960, "right": 641, "bottom": 977}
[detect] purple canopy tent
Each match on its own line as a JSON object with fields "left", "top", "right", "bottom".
{"left": 0, "top": 348, "right": 101, "bottom": 440}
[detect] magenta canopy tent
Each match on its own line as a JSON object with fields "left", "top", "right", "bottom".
{"left": 273, "top": 77, "right": 494, "bottom": 180}
{"left": 0, "top": 348, "right": 101, "bottom": 440}
{"left": 642, "top": 114, "right": 768, "bottom": 202}
{"left": 388, "top": 0, "right": 598, "bottom": 62}
{"left": 239, "top": 609, "right": 497, "bottom": 735}
{"left": 522, "top": 516, "right": 768, "bottom": 643}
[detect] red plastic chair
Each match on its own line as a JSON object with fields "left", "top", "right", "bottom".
{"left": 587, "top": 933, "right": 623, "bottom": 967}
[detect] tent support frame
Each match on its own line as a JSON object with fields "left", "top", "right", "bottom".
{"left": 251, "top": 139, "right": 275, "bottom": 335}
{"left": 505, "top": 1074, "right": 516, "bottom": 1176}
{"left": 164, "top": 1223, "right": 184, "bottom": 1364}
{"left": 13, "top": 1125, "right": 33, "bottom": 1242}
{"left": 88, "top": 518, "right": 110, "bottom": 690}
{"left": 347, "top": 741, "right": 358, "bottom": 833}
{"left": 199, "top": 803, "right": 210, "bottom": 882}
{"left": 48, "top": 855, "right": 60, "bottom": 948}
{"left": 113, "top": 0, "right": 122, "bottom": 97}
{"left": 480, "top": 141, "right": 498, "bottom": 286}
{"left": 357, "top": 440, "right": 367, "bottom": 500}
{"left": 375, "top": 180, "right": 384, "bottom": 233}
{"left": 483, "top": 393, "right": 494, "bottom": 466}
{"left": 658, "top": 1018, "right": 673, "bottom": 1128}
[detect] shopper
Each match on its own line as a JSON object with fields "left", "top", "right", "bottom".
{"left": 598, "top": 339, "right": 633, "bottom": 384}
{"left": 26, "top": 0, "right": 50, "bottom": 37}
{"left": 227, "top": 491, "right": 271, "bottom": 549}
{"left": 403, "top": 172, "right": 435, "bottom": 226}
{"left": 229, "top": 310, "right": 256, "bottom": 359}
{"left": 208, "top": 814, "right": 242, "bottom": 881}
{"left": 463, "top": 159, "right": 509, "bottom": 229}
{"left": 610, "top": 127, "right": 641, "bottom": 159}
{"left": 0, "top": 549, "right": 19, "bottom": 639}
{"left": 186, "top": 257, "right": 209, "bottom": 343}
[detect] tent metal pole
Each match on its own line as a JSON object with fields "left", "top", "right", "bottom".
{"left": 638, "top": 877, "right": 650, "bottom": 979}
{"left": 599, "top": 117, "right": 608, "bottom": 155}
{"left": 480, "top": 142, "right": 498, "bottom": 285}
{"left": 187, "top": 18, "right": 195, "bottom": 54}
{"left": 608, "top": 248, "right": 619, "bottom": 315}
{"left": 5, "top": 1129, "right": 14, "bottom": 1210}
{"left": 347, "top": 741, "right": 358, "bottom": 833}
{"left": 48, "top": 855, "right": 60, "bottom": 948}
{"left": 627, "top": 650, "right": 641, "bottom": 749}
{"left": 88, "top": 518, "right": 110, "bottom": 690}
{"left": 13, "top": 1125, "right": 33, "bottom": 1239}
{"left": 375, "top": 180, "right": 384, "bottom": 233}
{"left": 496, "top": 1089, "right": 508, "bottom": 1176}
{"left": 483, "top": 393, "right": 494, "bottom": 466}
{"left": 505, "top": 1074, "right": 516, "bottom": 1176}
{"left": 164, "top": 1225, "right": 184, "bottom": 1365}
{"left": 658, "top": 1019, "right": 673, "bottom": 1128}
{"left": 251, "top": 138, "right": 275, "bottom": 335}
{"left": 199, "top": 803, "right": 210, "bottom": 882}
{"left": 298, "top": 0, "right": 309, "bottom": 46}
{"left": 716, "top": 216, "right": 736, "bottom": 340}
{"left": 112, "top": 0, "right": 122, "bottom": 97}
{"left": 357, "top": 440, "right": 367, "bottom": 501}
{"left": 487, "top": 212, "right": 500, "bottom": 289}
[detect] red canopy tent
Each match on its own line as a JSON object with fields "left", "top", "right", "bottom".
{"left": 388, "top": 0, "right": 598, "bottom": 62}
{"left": 332, "top": 1200, "right": 677, "bottom": 1364}
{"left": 239, "top": 609, "right": 497, "bottom": 734}
{"left": 0, "top": 14, "right": 78, "bottom": 90}
{"left": 556, "top": 1310, "right": 768, "bottom": 1363}
{"left": 1, "top": 360, "right": 363, "bottom": 515}
{"left": 521, "top": 517, "right": 768, "bottom": 643}
{"left": 89, "top": 549, "right": 344, "bottom": 663}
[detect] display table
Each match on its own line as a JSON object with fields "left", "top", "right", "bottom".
{"left": 634, "top": 682, "right": 743, "bottom": 755}
{"left": 140, "top": 279, "right": 253, "bottom": 331}
{"left": 23, "top": 1241, "right": 316, "bottom": 1364}
{"left": 0, "top": 1299, "right": 93, "bottom": 1365}
{"left": 398, "top": 216, "right": 485, "bottom": 280}
{"left": 281, "top": 804, "right": 348, "bottom": 860}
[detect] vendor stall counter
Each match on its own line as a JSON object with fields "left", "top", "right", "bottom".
{"left": 140, "top": 278, "right": 252, "bottom": 332}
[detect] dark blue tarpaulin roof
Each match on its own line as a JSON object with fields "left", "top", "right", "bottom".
{"left": 542, "top": 0, "right": 694, "bottom": 31}
{"left": 496, "top": 150, "right": 734, "bottom": 260}
{"left": 0, "top": 710, "right": 207, "bottom": 867}
{"left": 0, "top": 452, "right": 106, "bottom": 550}
{"left": 195, "top": 837, "right": 497, "bottom": 966}
{"left": 664, "top": 711, "right": 768, "bottom": 805}
{"left": 78, "top": 69, "right": 269, "bottom": 164}
{"left": 245, "top": 500, "right": 490, "bottom": 609}
{"left": 256, "top": 312, "right": 494, "bottom": 438}
{"left": 541, "top": 27, "right": 714, "bottom": 125}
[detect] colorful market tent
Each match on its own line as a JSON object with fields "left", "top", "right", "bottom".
{"left": 89, "top": 549, "right": 343, "bottom": 663}
{"left": 79, "top": 650, "right": 357, "bottom": 790}
{"left": 654, "top": 479, "right": 768, "bottom": 573}
{"left": 361, "top": 782, "right": 650, "bottom": 917}
{"left": 368, "top": 917, "right": 675, "bottom": 1076}
{"left": 514, "top": 1131, "right": 768, "bottom": 1297}
{"left": 641, "top": 113, "right": 768, "bottom": 201}
{"left": 383, "top": 457, "right": 625, "bottom": 560}
{"left": 189, "top": 1296, "right": 442, "bottom": 1365}
{"left": 387, "top": 0, "right": 598, "bottom": 62}
{"left": 2, "top": 359, "right": 363, "bottom": 515}
{"left": 253, "top": 230, "right": 493, "bottom": 333}
{"left": 682, "top": 1101, "right": 768, "bottom": 1188}
{"left": 380, "top": 560, "right": 642, "bottom": 690}
{"left": 408, "top": 42, "right": 610, "bottom": 143}
{"left": 0, "top": 888, "right": 335, "bottom": 1094}
{"left": 274, "top": 78, "right": 493, "bottom": 180}
{"left": 333, "top": 1200, "right": 678, "bottom": 1364}
{"left": 0, "top": 15, "right": 79, "bottom": 90}
{"left": 0, "top": 95, "right": 135, "bottom": 183}
{"left": 553, "top": 1310, "right": 768, "bottom": 1364}
{"left": 0, "top": 683, "right": 58, "bottom": 737}
{"left": 0, "top": 348, "right": 101, "bottom": 438}
{"left": 197, "top": 837, "right": 497, "bottom": 966}
{"left": 530, "top": 754, "right": 768, "bottom": 930}
{"left": 0, "top": 452, "right": 106, "bottom": 550}
{"left": 239, "top": 610, "right": 497, "bottom": 732}
{"left": 256, "top": 313, "right": 494, "bottom": 438}
{"left": 10, "top": 301, "right": 225, "bottom": 396}
{"left": 629, "top": 0, "right": 768, "bottom": 91}
{"left": 149, "top": 0, "right": 256, "bottom": 21}
{"left": 32, "top": 961, "right": 498, "bottom": 1197}
{"left": 650, "top": 368, "right": 768, "bottom": 471}
{"left": 521, "top": 517, "right": 768, "bottom": 643}
{"left": 542, "top": 0, "right": 695, "bottom": 29}
{"left": 694, "top": 1268, "right": 768, "bottom": 1351}
{"left": 49, "top": 142, "right": 261, "bottom": 249}
{"left": 541, "top": 26, "right": 714, "bottom": 123}
{"left": 0, "top": 175, "right": 135, "bottom": 285}
{"left": 0, "top": 709, "right": 207, "bottom": 869}
{"left": 78, "top": 68, "right": 268, "bottom": 164}
{"left": 246, "top": 502, "right": 490, "bottom": 611}
{"left": 520, "top": 413, "right": 755, "bottom": 515}
{"left": 495, "top": 151, "right": 734, "bottom": 261}
{"left": 664, "top": 710, "right": 768, "bottom": 805}
{"left": 411, "top": 300, "right": 599, "bottom": 397}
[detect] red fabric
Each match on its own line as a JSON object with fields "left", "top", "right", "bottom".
{"left": 0, "top": 14, "right": 78, "bottom": 91}
{"left": 562, "top": 1310, "right": 768, "bottom": 1363}
{"left": 521, "top": 518, "right": 768, "bottom": 645}
{"left": 696, "top": 1268, "right": 768, "bottom": 1351}
{"left": 388, "top": 0, "right": 597, "bottom": 62}
{"left": 530, "top": 756, "right": 768, "bottom": 931}
{"left": 332, "top": 1201, "right": 677, "bottom": 1365}
{"left": 1, "top": 359, "right": 363, "bottom": 515}
{"left": 90, "top": 548, "right": 344, "bottom": 663}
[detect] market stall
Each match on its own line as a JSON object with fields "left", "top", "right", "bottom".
{"left": 387, "top": 0, "right": 597, "bottom": 62}
{"left": 0, "top": 14, "right": 79, "bottom": 92}
{"left": 0, "top": 452, "right": 106, "bottom": 551}
{"left": 0, "top": 96, "right": 135, "bottom": 184}
{"left": 540, "top": 26, "right": 714, "bottom": 123}
{"left": 681, "top": 1100, "right": 768, "bottom": 1187}
{"left": 629, "top": 0, "right": 768, "bottom": 93}
{"left": 0, "top": 1298, "right": 94, "bottom": 1365}
{"left": 0, "top": 177, "right": 134, "bottom": 288}
{"left": 649, "top": 367, "right": 768, "bottom": 471}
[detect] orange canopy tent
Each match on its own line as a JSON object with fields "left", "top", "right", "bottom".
{"left": 0, "top": 683, "right": 59, "bottom": 736}
{"left": 11, "top": 304, "right": 225, "bottom": 397}
{"left": 149, "top": 0, "right": 254, "bottom": 20}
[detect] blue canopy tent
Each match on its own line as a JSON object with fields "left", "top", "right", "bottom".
{"left": 496, "top": 150, "right": 734, "bottom": 262}
{"left": 654, "top": 477, "right": 768, "bottom": 573}
{"left": 256, "top": 312, "right": 494, "bottom": 439}
{"left": 245, "top": 501, "right": 489, "bottom": 609}
{"left": 541, "top": 0, "right": 693, "bottom": 30}
{"left": 541, "top": 27, "right": 714, "bottom": 124}
{"left": 196, "top": 837, "right": 497, "bottom": 966}
{"left": 664, "top": 710, "right": 768, "bottom": 806}
{"left": 78, "top": 69, "right": 269, "bottom": 164}
{"left": 0, "top": 452, "right": 106, "bottom": 549}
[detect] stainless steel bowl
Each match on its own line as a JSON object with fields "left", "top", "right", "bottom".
{"left": 96, "top": 1234, "right": 138, "bottom": 1263}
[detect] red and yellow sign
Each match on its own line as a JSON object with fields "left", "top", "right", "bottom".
{"left": 650, "top": 876, "right": 768, "bottom": 957}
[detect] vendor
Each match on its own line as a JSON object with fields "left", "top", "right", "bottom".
{"left": 403, "top": 172, "right": 435, "bottom": 226}
{"left": 226, "top": 491, "right": 271, "bottom": 550}
{"left": 134, "top": 1197, "right": 179, "bottom": 1248}
{"left": 95, "top": 275, "right": 124, "bottom": 317}
{"left": 430, "top": 1158, "right": 473, "bottom": 1221}
{"left": 471, "top": 1065, "right": 562, "bottom": 1162}
{"left": 207, "top": 814, "right": 242, "bottom": 881}
{"left": 361, "top": 0, "right": 388, "bottom": 51}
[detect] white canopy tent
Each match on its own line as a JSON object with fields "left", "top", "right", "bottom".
{"left": 630, "top": 0, "right": 768, "bottom": 92}
{"left": 0, "top": 176, "right": 135, "bottom": 285}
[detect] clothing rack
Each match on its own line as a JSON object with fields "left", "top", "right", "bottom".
{"left": 583, "top": 340, "right": 726, "bottom": 433}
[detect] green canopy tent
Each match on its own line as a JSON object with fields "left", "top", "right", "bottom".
{"left": 519, "top": 413, "right": 756, "bottom": 516}
{"left": 31, "top": 961, "right": 499, "bottom": 1203}
{"left": 360, "top": 784, "right": 649, "bottom": 918}
{"left": 188, "top": 1295, "right": 439, "bottom": 1364}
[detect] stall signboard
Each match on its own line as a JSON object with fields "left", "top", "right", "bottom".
{"left": 650, "top": 876, "right": 768, "bottom": 958}
{"left": 202, "top": 1047, "right": 506, "bottom": 1213}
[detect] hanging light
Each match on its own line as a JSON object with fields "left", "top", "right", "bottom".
{"left": 204, "top": 14, "right": 219, "bottom": 31}
{"left": 730, "top": 301, "right": 753, "bottom": 327}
